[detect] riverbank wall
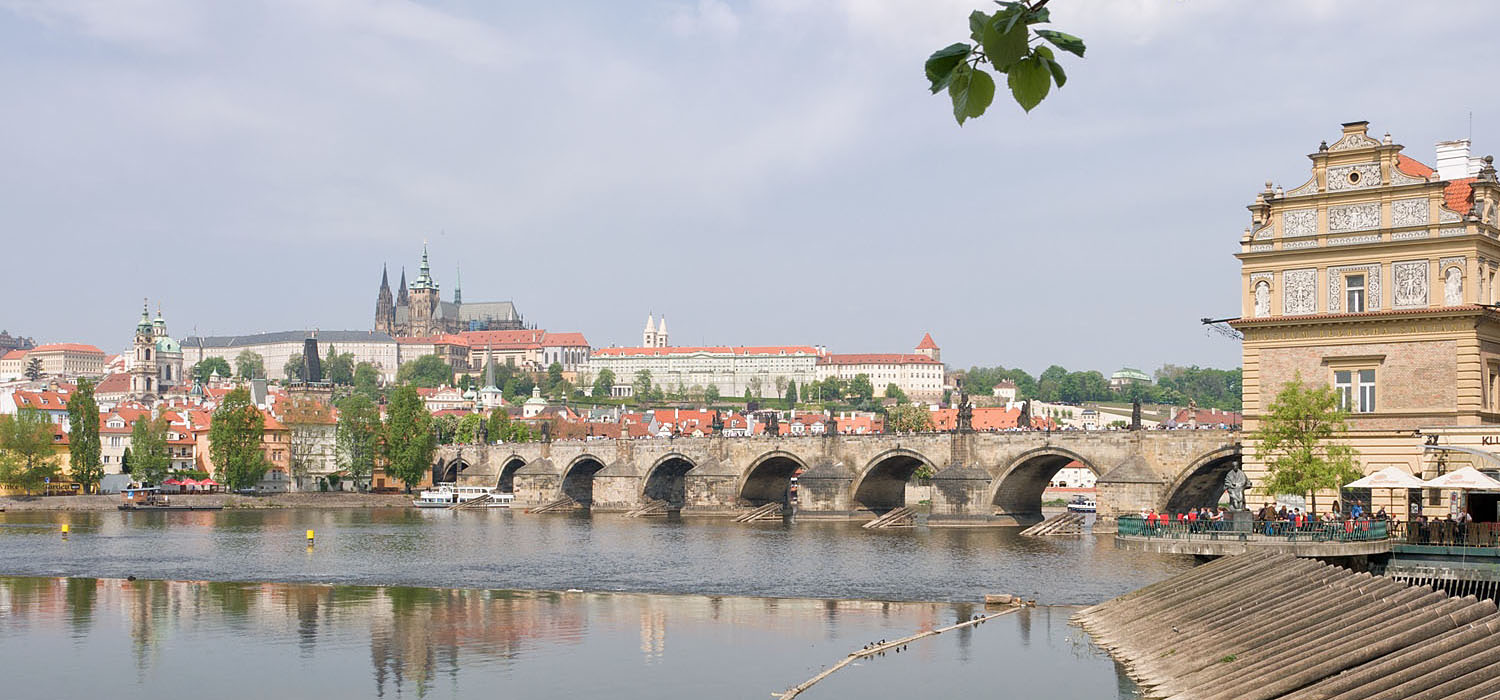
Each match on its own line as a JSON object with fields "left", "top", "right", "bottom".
{"left": 1075, "top": 551, "right": 1500, "bottom": 700}
{"left": 0, "top": 493, "right": 414, "bottom": 511}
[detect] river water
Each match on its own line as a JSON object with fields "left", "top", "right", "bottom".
{"left": 0, "top": 509, "right": 1188, "bottom": 698}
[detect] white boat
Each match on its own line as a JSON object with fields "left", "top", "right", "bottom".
{"left": 413, "top": 484, "right": 515, "bottom": 508}
{"left": 1067, "top": 498, "right": 1097, "bottom": 513}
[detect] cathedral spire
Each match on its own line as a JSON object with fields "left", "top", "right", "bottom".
{"left": 379, "top": 264, "right": 390, "bottom": 292}
{"left": 454, "top": 264, "right": 462, "bottom": 305}
{"left": 397, "top": 267, "right": 409, "bottom": 305}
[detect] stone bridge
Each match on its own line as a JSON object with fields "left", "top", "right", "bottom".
{"left": 435, "top": 430, "right": 1240, "bottom": 524}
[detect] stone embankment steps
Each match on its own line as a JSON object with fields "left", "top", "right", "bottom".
{"left": 1073, "top": 552, "right": 1500, "bottom": 700}
{"left": 527, "top": 496, "right": 577, "bottom": 514}
{"left": 732, "top": 503, "right": 783, "bottom": 522}
{"left": 861, "top": 506, "right": 916, "bottom": 529}
{"left": 624, "top": 500, "right": 670, "bottom": 518}
{"left": 1019, "top": 511, "right": 1085, "bottom": 536}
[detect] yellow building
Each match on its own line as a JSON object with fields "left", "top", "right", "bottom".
{"left": 1232, "top": 121, "right": 1500, "bottom": 517}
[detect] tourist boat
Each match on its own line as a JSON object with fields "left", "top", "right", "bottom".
{"left": 412, "top": 484, "right": 514, "bottom": 508}
{"left": 1066, "top": 497, "right": 1097, "bottom": 513}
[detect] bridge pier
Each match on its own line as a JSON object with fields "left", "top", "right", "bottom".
{"left": 796, "top": 460, "right": 856, "bottom": 514}
{"left": 928, "top": 464, "right": 1004, "bottom": 526}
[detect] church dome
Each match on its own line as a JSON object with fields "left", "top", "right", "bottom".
{"left": 155, "top": 336, "right": 180, "bottom": 354}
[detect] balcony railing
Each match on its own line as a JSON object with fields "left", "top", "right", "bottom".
{"left": 1396, "top": 521, "right": 1500, "bottom": 548}
{"left": 1118, "top": 516, "right": 1390, "bottom": 543}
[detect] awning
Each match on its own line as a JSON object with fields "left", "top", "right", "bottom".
{"left": 1345, "top": 466, "right": 1427, "bottom": 489}
{"left": 1422, "top": 466, "right": 1500, "bottom": 490}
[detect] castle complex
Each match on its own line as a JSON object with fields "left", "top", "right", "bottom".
{"left": 374, "top": 246, "right": 524, "bottom": 337}
{"left": 1234, "top": 121, "right": 1500, "bottom": 517}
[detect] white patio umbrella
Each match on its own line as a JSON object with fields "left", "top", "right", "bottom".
{"left": 1422, "top": 466, "right": 1500, "bottom": 490}
{"left": 1345, "top": 466, "right": 1427, "bottom": 489}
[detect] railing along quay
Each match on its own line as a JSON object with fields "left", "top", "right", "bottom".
{"left": 1117, "top": 516, "right": 1390, "bottom": 543}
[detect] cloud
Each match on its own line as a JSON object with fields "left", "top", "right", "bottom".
{"left": 669, "top": 0, "right": 740, "bottom": 39}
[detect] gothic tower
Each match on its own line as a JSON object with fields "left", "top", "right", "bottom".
{"left": 375, "top": 265, "right": 395, "bottom": 334}
{"left": 396, "top": 267, "right": 409, "bottom": 307}
{"left": 454, "top": 264, "right": 462, "bottom": 306}
{"left": 129, "top": 300, "right": 158, "bottom": 400}
{"left": 643, "top": 314, "right": 656, "bottom": 347}
{"left": 407, "top": 245, "right": 441, "bottom": 336}
{"left": 655, "top": 316, "right": 668, "bottom": 347}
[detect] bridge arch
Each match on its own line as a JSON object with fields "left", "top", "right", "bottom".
{"left": 496, "top": 455, "right": 527, "bottom": 493}
{"left": 852, "top": 449, "right": 938, "bottom": 513}
{"left": 988, "top": 447, "right": 1098, "bottom": 522}
{"left": 737, "top": 451, "right": 809, "bottom": 506}
{"left": 1162, "top": 445, "right": 1242, "bottom": 514}
{"left": 561, "top": 453, "right": 608, "bottom": 506}
{"left": 434, "top": 457, "right": 470, "bottom": 484}
{"left": 641, "top": 453, "right": 697, "bottom": 509}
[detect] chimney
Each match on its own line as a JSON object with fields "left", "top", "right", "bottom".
{"left": 1437, "top": 139, "right": 1479, "bottom": 180}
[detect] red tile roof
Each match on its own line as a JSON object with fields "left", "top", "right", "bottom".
{"left": 1444, "top": 178, "right": 1475, "bottom": 215}
{"left": 818, "top": 353, "right": 940, "bottom": 366}
{"left": 594, "top": 346, "right": 822, "bottom": 358}
{"left": 30, "top": 343, "right": 104, "bottom": 354}
{"left": 460, "top": 330, "right": 547, "bottom": 347}
{"left": 12, "top": 390, "right": 72, "bottom": 410}
{"left": 929, "top": 407, "right": 1056, "bottom": 431}
{"left": 915, "top": 333, "right": 939, "bottom": 350}
{"left": 396, "top": 334, "right": 470, "bottom": 347}
{"left": 94, "top": 373, "right": 131, "bottom": 394}
{"left": 540, "top": 332, "right": 590, "bottom": 347}
{"left": 1, "top": 350, "right": 26, "bottom": 360}
{"left": 1396, "top": 154, "right": 1434, "bottom": 178}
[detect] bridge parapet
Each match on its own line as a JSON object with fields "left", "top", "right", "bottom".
{"left": 433, "top": 430, "right": 1239, "bottom": 521}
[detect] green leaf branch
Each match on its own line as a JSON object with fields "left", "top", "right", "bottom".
{"left": 925, "top": 1, "right": 1086, "bottom": 123}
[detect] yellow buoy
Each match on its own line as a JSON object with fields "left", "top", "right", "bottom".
{"left": 61, "top": 524, "right": 69, "bottom": 535}
{"left": 306, "top": 529, "right": 315, "bottom": 542}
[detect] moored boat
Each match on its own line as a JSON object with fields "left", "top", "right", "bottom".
{"left": 413, "top": 484, "right": 514, "bottom": 508}
{"left": 1066, "top": 497, "right": 1096, "bottom": 513}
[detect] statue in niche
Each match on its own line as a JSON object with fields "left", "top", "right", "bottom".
{"left": 1223, "top": 463, "right": 1251, "bottom": 511}
{"left": 1253, "top": 281, "right": 1271, "bottom": 317}
{"left": 1446, "top": 266, "right": 1464, "bottom": 305}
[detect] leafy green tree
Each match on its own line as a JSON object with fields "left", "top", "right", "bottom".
{"left": 487, "top": 408, "right": 511, "bottom": 442}
{"left": 0, "top": 407, "right": 59, "bottom": 494}
{"left": 743, "top": 388, "right": 753, "bottom": 402}
{"left": 383, "top": 386, "right": 434, "bottom": 491}
{"left": 434, "top": 414, "right": 460, "bottom": 445}
{"left": 1253, "top": 374, "right": 1362, "bottom": 515}
{"left": 335, "top": 394, "right": 381, "bottom": 491}
{"left": 546, "top": 362, "right": 564, "bottom": 391}
{"left": 352, "top": 362, "right": 381, "bottom": 401}
{"left": 235, "top": 350, "right": 265, "bottom": 380}
{"left": 926, "top": 1, "right": 1085, "bottom": 121}
{"left": 786, "top": 380, "right": 798, "bottom": 407}
{"left": 193, "top": 357, "right": 231, "bottom": 383}
{"left": 210, "top": 387, "right": 268, "bottom": 490}
{"left": 67, "top": 377, "right": 103, "bottom": 493}
{"left": 120, "top": 447, "right": 131, "bottom": 475}
{"left": 885, "top": 404, "right": 933, "bottom": 433}
{"left": 774, "top": 376, "right": 787, "bottom": 399}
{"left": 23, "top": 356, "right": 43, "bottom": 381}
{"left": 130, "top": 414, "right": 170, "bottom": 485}
{"left": 283, "top": 353, "right": 305, "bottom": 382}
{"left": 455, "top": 413, "right": 485, "bottom": 444}
{"left": 592, "top": 368, "right": 616, "bottom": 399}
{"left": 705, "top": 384, "right": 721, "bottom": 404}
{"left": 884, "top": 383, "right": 909, "bottom": 404}
{"left": 397, "top": 354, "right": 453, "bottom": 388}
{"left": 325, "top": 347, "right": 356, "bottom": 385}
{"left": 634, "top": 370, "right": 653, "bottom": 402}
{"left": 503, "top": 421, "right": 535, "bottom": 443}
{"left": 849, "top": 374, "right": 875, "bottom": 402}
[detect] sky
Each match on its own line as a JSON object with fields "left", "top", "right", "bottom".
{"left": 4, "top": 0, "right": 1500, "bottom": 375}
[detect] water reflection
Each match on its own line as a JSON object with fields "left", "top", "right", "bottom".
{"left": 0, "top": 576, "right": 1135, "bottom": 700}
{"left": 0, "top": 510, "right": 1194, "bottom": 604}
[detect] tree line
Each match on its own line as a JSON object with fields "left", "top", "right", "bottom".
{"left": 960, "top": 364, "right": 1243, "bottom": 411}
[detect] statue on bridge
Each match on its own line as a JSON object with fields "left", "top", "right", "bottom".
{"left": 763, "top": 411, "right": 779, "bottom": 437}
{"left": 956, "top": 394, "right": 974, "bottom": 433}
{"left": 1223, "top": 462, "right": 1251, "bottom": 511}
{"left": 711, "top": 410, "right": 724, "bottom": 435}
{"left": 1130, "top": 400, "right": 1142, "bottom": 431}
{"left": 1018, "top": 400, "right": 1031, "bottom": 429}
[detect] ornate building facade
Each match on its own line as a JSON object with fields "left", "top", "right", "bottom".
{"left": 1232, "top": 121, "right": 1500, "bottom": 516}
{"left": 374, "top": 246, "right": 524, "bottom": 337}
{"left": 128, "top": 301, "right": 183, "bottom": 401}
